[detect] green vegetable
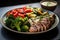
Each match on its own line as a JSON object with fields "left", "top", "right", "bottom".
{"left": 13, "top": 17, "right": 21, "bottom": 31}
{"left": 19, "top": 17, "right": 28, "bottom": 23}
{"left": 8, "top": 14, "right": 15, "bottom": 19}
{"left": 33, "top": 8, "right": 38, "bottom": 14}
{"left": 39, "top": 14, "right": 50, "bottom": 21}
{"left": 33, "top": 8, "right": 40, "bottom": 16}
{"left": 5, "top": 15, "right": 15, "bottom": 27}
{"left": 21, "top": 25, "right": 29, "bottom": 32}
{"left": 5, "top": 15, "right": 21, "bottom": 31}
{"left": 23, "top": 17, "right": 28, "bottom": 25}
{"left": 19, "top": 17, "right": 24, "bottom": 22}
{"left": 39, "top": 15, "right": 44, "bottom": 21}
{"left": 24, "top": 17, "right": 28, "bottom": 22}
{"left": 5, "top": 18, "right": 12, "bottom": 27}
{"left": 5, "top": 15, "right": 29, "bottom": 32}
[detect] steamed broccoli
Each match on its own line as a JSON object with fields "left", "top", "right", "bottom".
{"left": 13, "top": 17, "right": 21, "bottom": 31}
{"left": 5, "top": 15, "right": 15, "bottom": 27}
{"left": 21, "top": 25, "right": 29, "bottom": 32}
{"left": 5, "top": 14, "right": 29, "bottom": 32}
{"left": 5, "top": 15, "right": 21, "bottom": 31}
{"left": 24, "top": 17, "right": 28, "bottom": 22}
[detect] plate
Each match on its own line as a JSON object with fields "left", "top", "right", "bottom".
{"left": 1, "top": 8, "right": 59, "bottom": 34}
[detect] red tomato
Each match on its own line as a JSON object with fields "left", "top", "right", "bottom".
{"left": 22, "top": 6, "right": 26, "bottom": 11}
{"left": 18, "top": 13, "right": 25, "bottom": 18}
{"left": 12, "top": 9, "right": 17, "bottom": 13}
{"left": 13, "top": 12, "right": 18, "bottom": 18}
{"left": 24, "top": 9, "right": 32, "bottom": 13}
{"left": 7, "top": 12, "right": 13, "bottom": 17}
{"left": 17, "top": 8, "right": 23, "bottom": 13}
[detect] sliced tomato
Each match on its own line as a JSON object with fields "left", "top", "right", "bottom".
{"left": 13, "top": 12, "right": 18, "bottom": 18}
{"left": 6, "top": 11, "right": 13, "bottom": 17}
{"left": 24, "top": 9, "right": 32, "bottom": 13}
{"left": 18, "top": 13, "right": 25, "bottom": 18}
{"left": 17, "top": 8, "right": 23, "bottom": 13}
{"left": 22, "top": 6, "right": 26, "bottom": 11}
{"left": 12, "top": 9, "right": 17, "bottom": 13}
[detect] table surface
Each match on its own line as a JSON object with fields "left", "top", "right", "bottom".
{"left": 0, "top": 2, "right": 60, "bottom": 40}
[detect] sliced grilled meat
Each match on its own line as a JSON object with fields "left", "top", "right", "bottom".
{"left": 40, "top": 17, "right": 51, "bottom": 29}
{"left": 29, "top": 25, "right": 38, "bottom": 32}
{"left": 29, "top": 14, "right": 55, "bottom": 32}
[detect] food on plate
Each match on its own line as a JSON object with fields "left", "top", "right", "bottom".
{"left": 5, "top": 6, "right": 55, "bottom": 32}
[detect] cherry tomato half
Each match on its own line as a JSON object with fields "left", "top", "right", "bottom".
{"left": 18, "top": 13, "right": 25, "bottom": 18}
{"left": 17, "top": 8, "right": 23, "bottom": 13}
{"left": 22, "top": 6, "right": 26, "bottom": 11}
{"left": 12, "top": 9, "right": 17, "bottom": 14}
{"left": 24, "top": 9, "right": 32, "bottom": 13}
{"left": 13, "top": 12, "right": 18, "bottom": 18}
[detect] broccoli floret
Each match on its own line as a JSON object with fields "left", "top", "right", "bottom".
{"left": 5, "top": 15, "right": 21, "bottom": 31}
{"left": 5, "top": 15, "right": 15, "bottom": 27}
{"left": 21, "top": 25, "right": 29, "bottom": 32}
{"left": 13, "top": 17, "right": 21, "bottom": 31}
{"left": 24, "top": 17, "right": 28, "bottom": 22}
{"left": 14, "top": 22, "right": 21, "bottom": 31}
{"left": 5, "top": 15, "right": 29, "bottom": 32}
{"left": 19, "top": 17, "right": 24, "bottom": 22}
{"left": 5, "top": 18, "right": 12, "bottom": 26}
{"left": 8, "top": 14, "right": 15, "bottom": 19}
